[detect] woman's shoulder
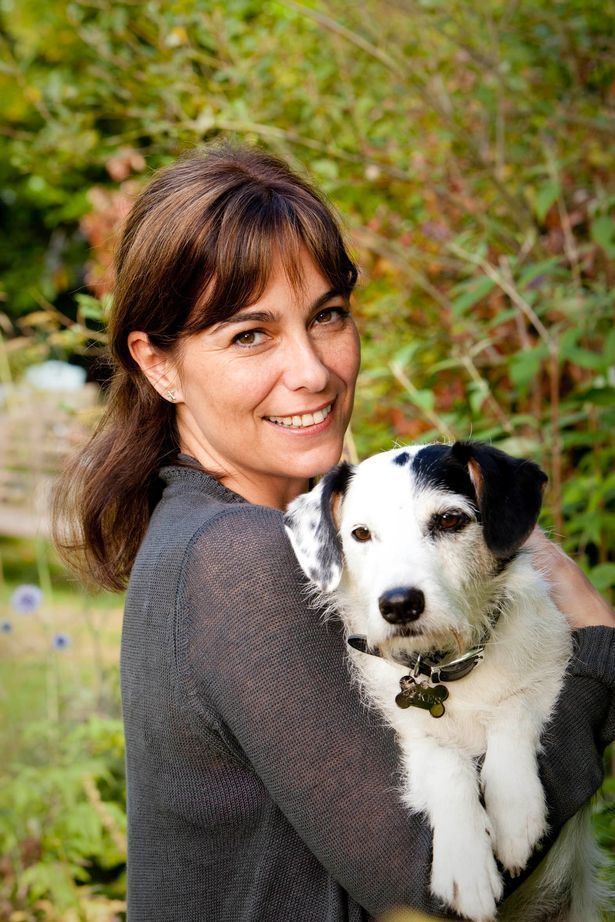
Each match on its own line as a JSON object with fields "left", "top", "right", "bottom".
{"left": 131, "top": 485, "right": 303, "bottom": 621}
{"left": 184, "top": 500, "right": 293, "bottom": 571}
{"left": 177, "top": 499, "right": 324, "bottom": 650}
{"left": 150, "top": 466, "right": 288, "bottom": 554}
{"left": 149, "top": 463, "right": 291, "bottom": 558}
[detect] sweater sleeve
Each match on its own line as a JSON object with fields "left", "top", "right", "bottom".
{"left": 569, "top": 627, "right": 615, "bottom": 753}
{"left": 535, "top": 625, "right": 615, "bottom": 829}
{"left": 177, "top": 503, "right": 613, "bottom": 918}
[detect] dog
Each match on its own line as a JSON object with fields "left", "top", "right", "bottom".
{"left": 284, "top": 441, "right": 600, "bottom": 922}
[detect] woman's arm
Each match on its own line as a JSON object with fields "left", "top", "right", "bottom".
{"left": 525, "top": 526, "right": 615, "bottom": 758}
{"left": 178, "top": 505, "right": 614, "bottom": 917}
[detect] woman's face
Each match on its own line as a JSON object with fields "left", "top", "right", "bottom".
{"left": 172, "top": 249, "right": 360, "bottom": 508}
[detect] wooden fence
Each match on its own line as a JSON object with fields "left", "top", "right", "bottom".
{"left": 0, "top": 385, "right": 99, "bottom": 539}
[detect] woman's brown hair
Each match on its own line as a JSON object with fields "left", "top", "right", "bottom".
{"left": 52, "top": 142, "right": 358, "bottom": 591}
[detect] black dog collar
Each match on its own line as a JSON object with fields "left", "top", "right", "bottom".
{"left": 347, "top": 634, "right": 487, "bottom": 718}
{"left": 347, "top": 634, "right": 485, "bottom": 683}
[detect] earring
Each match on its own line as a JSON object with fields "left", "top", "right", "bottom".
{"left": 166, "top": 390, "right": 177, "bottom": 402}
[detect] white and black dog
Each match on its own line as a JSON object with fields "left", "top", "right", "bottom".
{"left": 285, "top": 441, "right": 600, "bottom": 922}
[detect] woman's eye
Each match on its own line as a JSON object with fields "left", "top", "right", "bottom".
{"left": 231, "top": 329, "right": 267, "bottom": 348}
{"left": 313, "top": 306, "right": 349, "bottom": 326}
{"left": 433, "top": 511, "right": 470, "bottom": 532}
{"left": 351, "top": 525, "right": 372, "bottom": 542}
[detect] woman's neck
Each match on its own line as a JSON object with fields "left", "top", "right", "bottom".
{"left": 178, "top": 441, "right": 309, "bottom": 510}
{"left": 217, "top": 471, "right": 309, "bottom": 510}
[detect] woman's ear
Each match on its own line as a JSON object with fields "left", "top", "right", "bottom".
{"left": 127, "top": 331, "right": 183, "bottom": 403}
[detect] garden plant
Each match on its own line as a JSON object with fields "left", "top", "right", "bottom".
{"left": 0, "top": 0, "right": 613, "bottom": 918}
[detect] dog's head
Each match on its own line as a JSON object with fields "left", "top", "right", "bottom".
{"left": 284, "top": 441, "right": 547, "bottom": 654}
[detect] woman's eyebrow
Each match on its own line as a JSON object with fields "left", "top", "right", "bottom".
{"left": 311, "top": 287, "right": 348, "bottom": 311}
{"left": 216, "top": 310, "right": 277, "bottom": 327}
{"left": 215, "top": 289, "right": 347, "bottom": 329}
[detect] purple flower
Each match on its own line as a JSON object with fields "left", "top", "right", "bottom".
{"left": 10, "top": 584, "right": 43, "bottom": 615}
{"left": 52, "top": 633, "right": 71, "bottom": 650}
{"left": 1, "top": 621, "right": 12, "bottom": 633}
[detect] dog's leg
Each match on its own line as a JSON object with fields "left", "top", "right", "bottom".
{"left": 497, "top": 806, "right": 603, "bottom": 922}
{"left": 399, "top": 735, "right": 502, "bottom": 922}
{"left": 481, "top": 704, "right": 547, "bottom": 877}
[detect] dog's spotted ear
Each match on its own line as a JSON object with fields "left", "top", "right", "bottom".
{"left": 284, "top": 463, "right": 354, "bottom": 592}
{"left": 451, "top": 441, "right": 548, "bottom": 558}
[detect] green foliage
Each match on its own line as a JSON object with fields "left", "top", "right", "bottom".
{"left": 0, "top": 4, "right": 614, "bottom": 907}
{"left": 3, "top": 0, "right": 612, "bottom": 588}
{"left": 0, "top": 717, "right": 126, "bottom": 917}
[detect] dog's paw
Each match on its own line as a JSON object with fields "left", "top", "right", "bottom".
{"left": 483, "top": 774, "right": 547, "bottom": 876}
{"left": 431, "top": 822, "right": 503, "bottom": 921}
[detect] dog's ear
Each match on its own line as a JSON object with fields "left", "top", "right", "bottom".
{"left": 284, "top": 462, "right": 354, "bottom": 592}
{"left": 451, "top": 441, "right": 548, "bottom": 558}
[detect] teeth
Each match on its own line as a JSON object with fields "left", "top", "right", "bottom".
{"left": 267, "top": 403, "right": 333, "bottom": 429}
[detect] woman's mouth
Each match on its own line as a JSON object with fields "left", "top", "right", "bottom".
{"left": 264, "top": 401, "right": 334, "bottom": 430}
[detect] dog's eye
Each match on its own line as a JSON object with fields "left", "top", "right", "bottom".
{"left": 433, "top": 511, "right": 469, "bottom": 531}
{"left": 351, "top": 526, "right": 372, "bottom": 542}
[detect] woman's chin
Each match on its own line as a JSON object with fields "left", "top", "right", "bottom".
{"left": 288, "top": 445, "right": 346, "bottom": 482}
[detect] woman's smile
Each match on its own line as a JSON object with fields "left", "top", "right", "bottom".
{"left": 264, "top": 399, "right": 335, "bottom": 431}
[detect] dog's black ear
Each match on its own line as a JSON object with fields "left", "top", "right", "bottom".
{"left": 284, "top": 463, "right": 354, "bottom": 592}
{"left": 451, "top": 441, "right": 547, "bottom": 558}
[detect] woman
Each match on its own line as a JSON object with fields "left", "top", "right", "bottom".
{"left": 55, "top": 143, "right": 615, "bottom": 921}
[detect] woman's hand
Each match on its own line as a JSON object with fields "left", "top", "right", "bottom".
{"left": 525, "top": 527, "right": 615, "bottom": 629}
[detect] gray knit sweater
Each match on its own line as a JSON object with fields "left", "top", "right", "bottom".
{"left": 121, "top": 462, "right": 615, "bottom": 921}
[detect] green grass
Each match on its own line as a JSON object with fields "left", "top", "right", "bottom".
{"left": 0, "top": 539, "right": 126, "bottom": 920}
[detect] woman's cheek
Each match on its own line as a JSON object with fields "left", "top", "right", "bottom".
{"left": 345, "top": 323, "right": 361, "bottom": 378}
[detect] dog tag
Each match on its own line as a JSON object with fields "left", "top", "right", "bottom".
{"left": 395, "top": 676, "right": 449, "bottom": 718}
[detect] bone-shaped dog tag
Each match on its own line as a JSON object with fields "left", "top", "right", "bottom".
{"left": 395, "top": 676, "right": 449, "bottom": 718}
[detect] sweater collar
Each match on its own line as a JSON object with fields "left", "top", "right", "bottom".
{"left": 158, "top": 454, "right": 247, "bottom": 506}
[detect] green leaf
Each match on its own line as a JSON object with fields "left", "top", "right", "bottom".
{"left": 534, "top": 181, "right": 560, "bottom": 222}
{"left": 468, "top": 379, "right": 488, "bottom": 414}
{"left": 392, "top": 341, "right": 421, "bottom": 366}
{"left": 450, "top": 276, "right": 495, "bottom": 317}
{"left": 517, "top": 257, "right": 561, "bottom": 290}
{"left": 562, "top": 346, "right": 606, "bottom": 371}
{"left": 591, "top": 215, "right": 615, "bottom": 258}
{"left": 409, "top": 389, "right": 435, "bottom": 412}
{"left": 508, "top": 346, "right": 547, "bottom": 388}
{"left": 311, "top": 158, "right": 339, "bottom": 181}
{"left": 75, "top": 293, "right": 106, "bottom": 322}
{"left": 589, "top": 563, "right": 615, "bottom": 592}
{"left": 428, "top": 357, "right": 463, "bottom": 373}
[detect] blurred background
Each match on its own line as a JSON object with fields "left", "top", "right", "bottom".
{"left": 0, "top": 0, "right": 613, "bottom": 918}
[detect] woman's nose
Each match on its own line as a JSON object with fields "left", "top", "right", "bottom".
{"left": 282, "top": 336, "right": 330, "bottom": 392}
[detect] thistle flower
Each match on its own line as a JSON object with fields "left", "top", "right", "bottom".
{"left": 10, "top": 584, "right": 43, "bottom": 615}
{"left": 52, "top": 633, "right": 71, "bottom": 650}
{"left": 1, "top": 621, "right": 11, "bottom": 633}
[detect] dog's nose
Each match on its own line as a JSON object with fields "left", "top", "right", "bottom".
{"left": 378, "top": 587, "right": 425, "bottom": 623}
